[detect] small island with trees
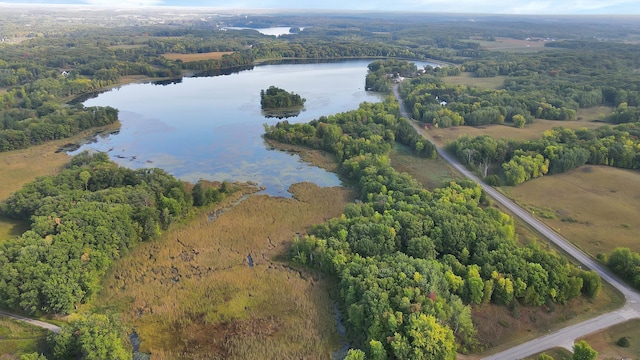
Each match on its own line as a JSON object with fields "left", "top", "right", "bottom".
{"left": 260, "top": 86, "right": 306, "bottom": 118}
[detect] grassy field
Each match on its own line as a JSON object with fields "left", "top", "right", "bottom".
{"left": 444, "top": 73, "right": 507, "bottom": 89}
{"left": 469, "top": 36, "right": 555, "bottom": 53}
{"left": 91, "top": 181, "right": 355, "bottom": 359}
{"left": 581, "top": 319, "right": 640, "bottom": 359}
{"left": 0, "top": 316, "right": 48, "bottom": 358}
{"left": 390, "top": 143, "right": 461, "bottom": 190}
{"left": 426, "top": 118, "right": 607, "bottom": 147}
{"left": 501, "top": 165, "right": 640, "bottom": 257}
{"left": 470, "top": 280, "right": 623, "bottom": 358}
{"left": 162, "top": 51, "right": 235, "bottom": 62}
{"left": 524, "top": 347, "right": 572, "bottom": 360}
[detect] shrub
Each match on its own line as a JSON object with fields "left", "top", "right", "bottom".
{"left": 617, "top": 336, "right": 630, "bottom": 347}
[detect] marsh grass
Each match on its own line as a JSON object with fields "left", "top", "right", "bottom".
{"left": 0, "top": 316, "right": 48, "bottom": 357}
{"left": 502, "top": 165, "right": 640, "bottom": 256}
{"left": 92, "top": 182, "right": 355, "bottom": 359}
{"left": 264, "top": 139, "right": 339, "bottom": 173}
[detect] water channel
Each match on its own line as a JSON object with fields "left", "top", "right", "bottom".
{"left": 71, "top": 59, "right": 437, "bottom": 196}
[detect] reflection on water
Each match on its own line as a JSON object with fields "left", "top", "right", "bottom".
{"left": 70, "top": 60, "right": 436, "bottom": 196}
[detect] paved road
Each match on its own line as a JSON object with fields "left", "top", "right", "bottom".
{"left": 0, "top": 310, "right": 61, "bottom": 333}
{"left": 392, "top": 85, "right": 640, "bottom": 359}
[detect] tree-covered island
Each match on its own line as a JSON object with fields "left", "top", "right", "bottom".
{"left": 260, "top": 86, "right": 306, "bottom": 109}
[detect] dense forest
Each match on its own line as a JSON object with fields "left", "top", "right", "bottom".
{"left": 264, "top": 70, "right": 601, "bottom": 357}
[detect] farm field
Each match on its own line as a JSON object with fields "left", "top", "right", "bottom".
{"left": 162, "top": 51, "right": 235, "bottom": 62}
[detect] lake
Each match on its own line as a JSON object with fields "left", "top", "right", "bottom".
{"left": 72, "top": 60, "right": 437, "bottom": 196}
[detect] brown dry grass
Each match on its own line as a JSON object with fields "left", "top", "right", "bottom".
{"left": 93, "top": 182, "right": 355, "bottom": 359}
{"left": 444, "top": 73, "right": 507, "bottom": 89}
{"left": 580, "top": 319, "right": 640, "bottom": 359}
{"left": 0, "top": 142, "right": 68, "bottom": 201}
{"left": 469, "top": 281, "right": 623, "bottom": 359}
{"left": 427, "top": 119, "right": 606, "bottom": 147}
{"left": 501, "top": 165, "right": 640, "bottom": 257}
{"left": 162, "top": 52, "right": 235, "bottom": 62}
{"left": 576, "top": 106, "right": 613, "bottom": 122}
{"left": 0, "top": 122, "right": 120, "bottom": 201}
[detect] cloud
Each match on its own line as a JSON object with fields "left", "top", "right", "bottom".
{"left": 401, "top": 0, "right": 639, "bottom": 14}
{"left": 82, "top": 0, "right": 164, "bottom": 6}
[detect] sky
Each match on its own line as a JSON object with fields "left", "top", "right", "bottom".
{"left": 0, "top": 0, "right": 639, "bottom": 15}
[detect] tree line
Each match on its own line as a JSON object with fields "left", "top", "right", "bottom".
{"left": 448, "top": 124, "right": 640, "bottom": 185}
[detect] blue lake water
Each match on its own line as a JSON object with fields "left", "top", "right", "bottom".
{"left": 72, "top": 60, "right": 437, "bottom": 196}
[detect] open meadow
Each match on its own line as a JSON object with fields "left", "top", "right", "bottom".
{"left": 390, "top": 143, "right": 461, "bottom": 190}
{"left": 426, "top": 118, "right": 609, "bottom": 147}
{"left": 501, "top": 165, "right": 640, "bottom": 257}
{"left": 162, "top": 52, "right": 235, "bottom": 62}
{"left": 0, "top": 316, "right": 48, "bottom": 358}
{"left": 444, "top": 73, "right": 507, "bottom": 89}
{"left": 469, "top": 36, "right": 555, "bottom": 53}
{"left": 92, "top": 181, "right": 355, "bottom": 359}
{"left": 580, "top": 319, "right": 640, "bottom": 359}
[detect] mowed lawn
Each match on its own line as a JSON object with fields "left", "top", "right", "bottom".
{"left": 502, "top": 165, "right": 640, "bottom": 257}
{"left": 93, "top": 182, "right": 355, "bottom": 359}
{"left": 162, "top": 51, "right": 235, "bottom": 62}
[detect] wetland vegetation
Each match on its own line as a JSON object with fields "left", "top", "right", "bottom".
{"left": 1, "top": 5, "right": 640, "bottom": 360}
